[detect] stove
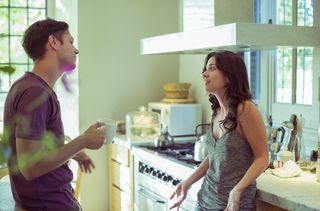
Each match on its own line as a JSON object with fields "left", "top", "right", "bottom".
{"left": 138, "top": 142, "right": 202, "bottom": 168}
{"left": 132, "top": 141, "right": 203, "bottom": 211}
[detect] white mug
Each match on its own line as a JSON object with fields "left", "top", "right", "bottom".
{"left": 101, "top": 119, "right": 118, "bottom": 145}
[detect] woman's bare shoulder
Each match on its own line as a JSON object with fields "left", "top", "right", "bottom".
{"left": 236, "top": 100, "right": 257, "bottom": 117}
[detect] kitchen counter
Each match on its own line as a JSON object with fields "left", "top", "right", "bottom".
{"left": 114, "top": 136, "right": 320, "bottom": 210}
{"left": 256, "top": 171, "right": 320, "bottom": 211}
{"left": 112, "top": 135, "right": 154, "bottom": 149}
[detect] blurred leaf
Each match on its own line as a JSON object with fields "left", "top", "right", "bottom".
{"left": 0, "top": 65, "right": 15, "bottom": 75}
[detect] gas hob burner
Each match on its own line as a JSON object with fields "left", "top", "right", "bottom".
{"left": 143, "top": 142, "right": 194, "bottom": 151}
{"left": 139, "top": 142, "right": 201, "bottom": 167}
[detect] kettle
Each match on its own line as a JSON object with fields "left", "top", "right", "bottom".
{"left": 154, "top": 123, "right": 174, "bottom": 149}
{"left": 194, "top": 124, "right": 210, "bottom": 162}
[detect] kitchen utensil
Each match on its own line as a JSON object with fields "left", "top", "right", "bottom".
{"left": 154, "top": 123, "right": 174, "bottom": 149}
{"left": 276, "top": 126, "right": 285, "bottom": 144}
{"left": 278, "top": 124, "right": 293, "bottom": 152}
{"left": 194, "top": 123, "right": 210, "bottom": 162}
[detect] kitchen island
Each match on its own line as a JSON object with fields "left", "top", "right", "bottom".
{"left": 256, "top": 171, "right": 320, "bottom": 211}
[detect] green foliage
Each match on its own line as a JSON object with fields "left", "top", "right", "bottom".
{"left": 0, "top": 65, "right": 15, "bottom": 75}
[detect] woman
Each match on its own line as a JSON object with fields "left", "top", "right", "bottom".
{"left": 169, "top": 51, "right": 268, "bottom": 211}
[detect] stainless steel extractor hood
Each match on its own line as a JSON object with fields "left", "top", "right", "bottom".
{"left": 140, "top": 22, "right": 320, "bottom": 55}
{"left": 140, "top": 0, "right": 320, "bottom": 55}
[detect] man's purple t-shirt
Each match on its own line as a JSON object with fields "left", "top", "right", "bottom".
{"left": 3, "top": 72, "right": 77, "bottom": 210}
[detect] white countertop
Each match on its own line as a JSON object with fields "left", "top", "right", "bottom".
{"left": 257, "top": 171, "right": 320, "bottom": 211}
{"left": 113, "top": 136, "right": 320, "bottom": 210}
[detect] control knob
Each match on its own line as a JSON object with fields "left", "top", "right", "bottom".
{"left": 163, "top": 175, "right": 172, "bottom": 182}
{"left": 139, "top": 164, "right": 146, "bottom": 173}
{"left": 152, "top": 170, "right": 158, "bottom": 177}
{"left": 172, "top": 179, "right": 181, "bottom": 186}
{"left": 157, "top": 171, "right": 164, "bottom": 179}
{"left": 145, "top": 166, "right": 151, "bottom": 173}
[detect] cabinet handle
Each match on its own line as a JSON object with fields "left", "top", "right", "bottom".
{"left": 112, "top": 184, "right": 125, "bottom": 192}
{"left": 111, "top": 159, "right": 122, "bottom": 164}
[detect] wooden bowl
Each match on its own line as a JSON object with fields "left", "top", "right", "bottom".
{"left": 163, "top": 83, "right": 191, "bottom": 99}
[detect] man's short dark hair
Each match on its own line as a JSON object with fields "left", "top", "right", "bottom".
{"left": 22, "top": 18, "right": 69, "bottom": 61}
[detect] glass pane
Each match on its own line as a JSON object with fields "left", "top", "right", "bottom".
{"left": 10, "top": 36, "right": 28, "bottom": 63}
{"left": 0, "top": 72, "right": 10, "bottom": 92}
{"left": 28, "top": 57, "right": 33, "bottom": 65}
{"left": 10, "top": 0, "right": 27, "bottom": 7}
{"left": 29, "top": 9, "right": 46, "bottom": 25}
{"left": 0, "top": 0, "right": 8, "bottom": 6}
{"left": 276, "top": 0, "right": 292, "bottom": 25}
{"left": 28, "top": 0, "right": 46, "bottom": 8}
{"left": 297, "top": 0, "right": 313, "bottom": 26}
{"left": 10, "top": 64, "right": 27, "bottom": 84}
{"left": 10, "top": 8, "right": 27, "bottom": 35}
{"left": 0, "top": 37, "right": 9, "bottom": 63}
{"left": 275, "top": 48, "right": 292, "bottom": 103}
{"left": 296, "top": 47, "right": 313, "bottom": 105}
{"left": 0, "top": 8, "right": 9, "bottom": 34}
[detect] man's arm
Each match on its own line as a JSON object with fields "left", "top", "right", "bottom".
{"left": 16, "top": 122, "right": 105, "bottom": 180}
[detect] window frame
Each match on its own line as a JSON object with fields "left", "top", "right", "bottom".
{"left": 0, "top": 0, "right": 47, "bottom": 94}
{"left": 267, "top": 0, "right": 319, "bottom": 132}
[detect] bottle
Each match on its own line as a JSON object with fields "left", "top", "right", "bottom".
{"left": 266, "top": 115, "right": 273, "bottom": 141}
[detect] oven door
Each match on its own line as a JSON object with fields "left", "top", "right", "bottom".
{"left": 137, "top": 185, "right": 167, "bottom": 211}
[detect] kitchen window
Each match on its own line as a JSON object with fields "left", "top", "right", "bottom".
{"left": 0, "top": 0, "right": 47, "bottom": 116}
{"left": 262, "top": 0, "right": 319, "bottom": 137}
{"left": 274, "top": 0, "right": 313, "bottom": 105}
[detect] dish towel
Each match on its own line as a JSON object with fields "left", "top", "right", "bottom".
{"left": 268, "top": 160, "right": 302, "bottom": 178}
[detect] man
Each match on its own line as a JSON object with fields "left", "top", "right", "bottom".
{"left": 3, "top": 18, "right": 106, "bottom": 210}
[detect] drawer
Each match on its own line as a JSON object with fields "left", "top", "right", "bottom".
{"left": 110, "top": 160, "right": 131, "bottom": 193}
{"left": 109, "top": 144, "right": 130, "bottom": 166}
{"left": 110, "top": 184, "right": 131, "bottom": 211}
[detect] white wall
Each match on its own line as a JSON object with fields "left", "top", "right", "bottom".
{"left": 179, "top": 55, "right": 211, "bottom": 123}
{"left": 78, "top": 1, "right": 179, "bottom": 210}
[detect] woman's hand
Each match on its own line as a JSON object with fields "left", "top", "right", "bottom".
{"left": 169, "top": 181, "right": 189, "bottom": 210}
{"left": 73, "top": 151, "right": 95, "bottom": 173}
{"left": 226, "top": 187, "right": 242, "bottom": 211}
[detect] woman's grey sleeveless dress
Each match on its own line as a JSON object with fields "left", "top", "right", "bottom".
{"left": 196, "top": 121, "right": 256, "bottom": 211}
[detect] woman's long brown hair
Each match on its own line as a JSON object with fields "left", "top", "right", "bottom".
{"left": 202, "top": 51, "right": 252, "bottom": 132}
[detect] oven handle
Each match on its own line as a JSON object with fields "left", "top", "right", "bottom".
{"left": 138, "top": 187, "right": 166, "bottom": 204}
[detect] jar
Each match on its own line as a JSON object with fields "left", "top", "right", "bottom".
{"left": 125, "top": 106, "right": 160, "bottom": 141}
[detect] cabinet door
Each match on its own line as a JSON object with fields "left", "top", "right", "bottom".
{"left": 110, "top": 185, "right": 131, "bottom": 211}
{"left": 110, "top": 160, "right": 131, "bottom": 193}
{"left": 109, "top": 144, "right": 130, "bottom": 166}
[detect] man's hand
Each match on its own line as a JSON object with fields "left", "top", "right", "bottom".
{"left": 81, "top": 121, "right": 106, "bottom": 150}
{"left": 73, "top": 151, "right": 95, "bottom": 173}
